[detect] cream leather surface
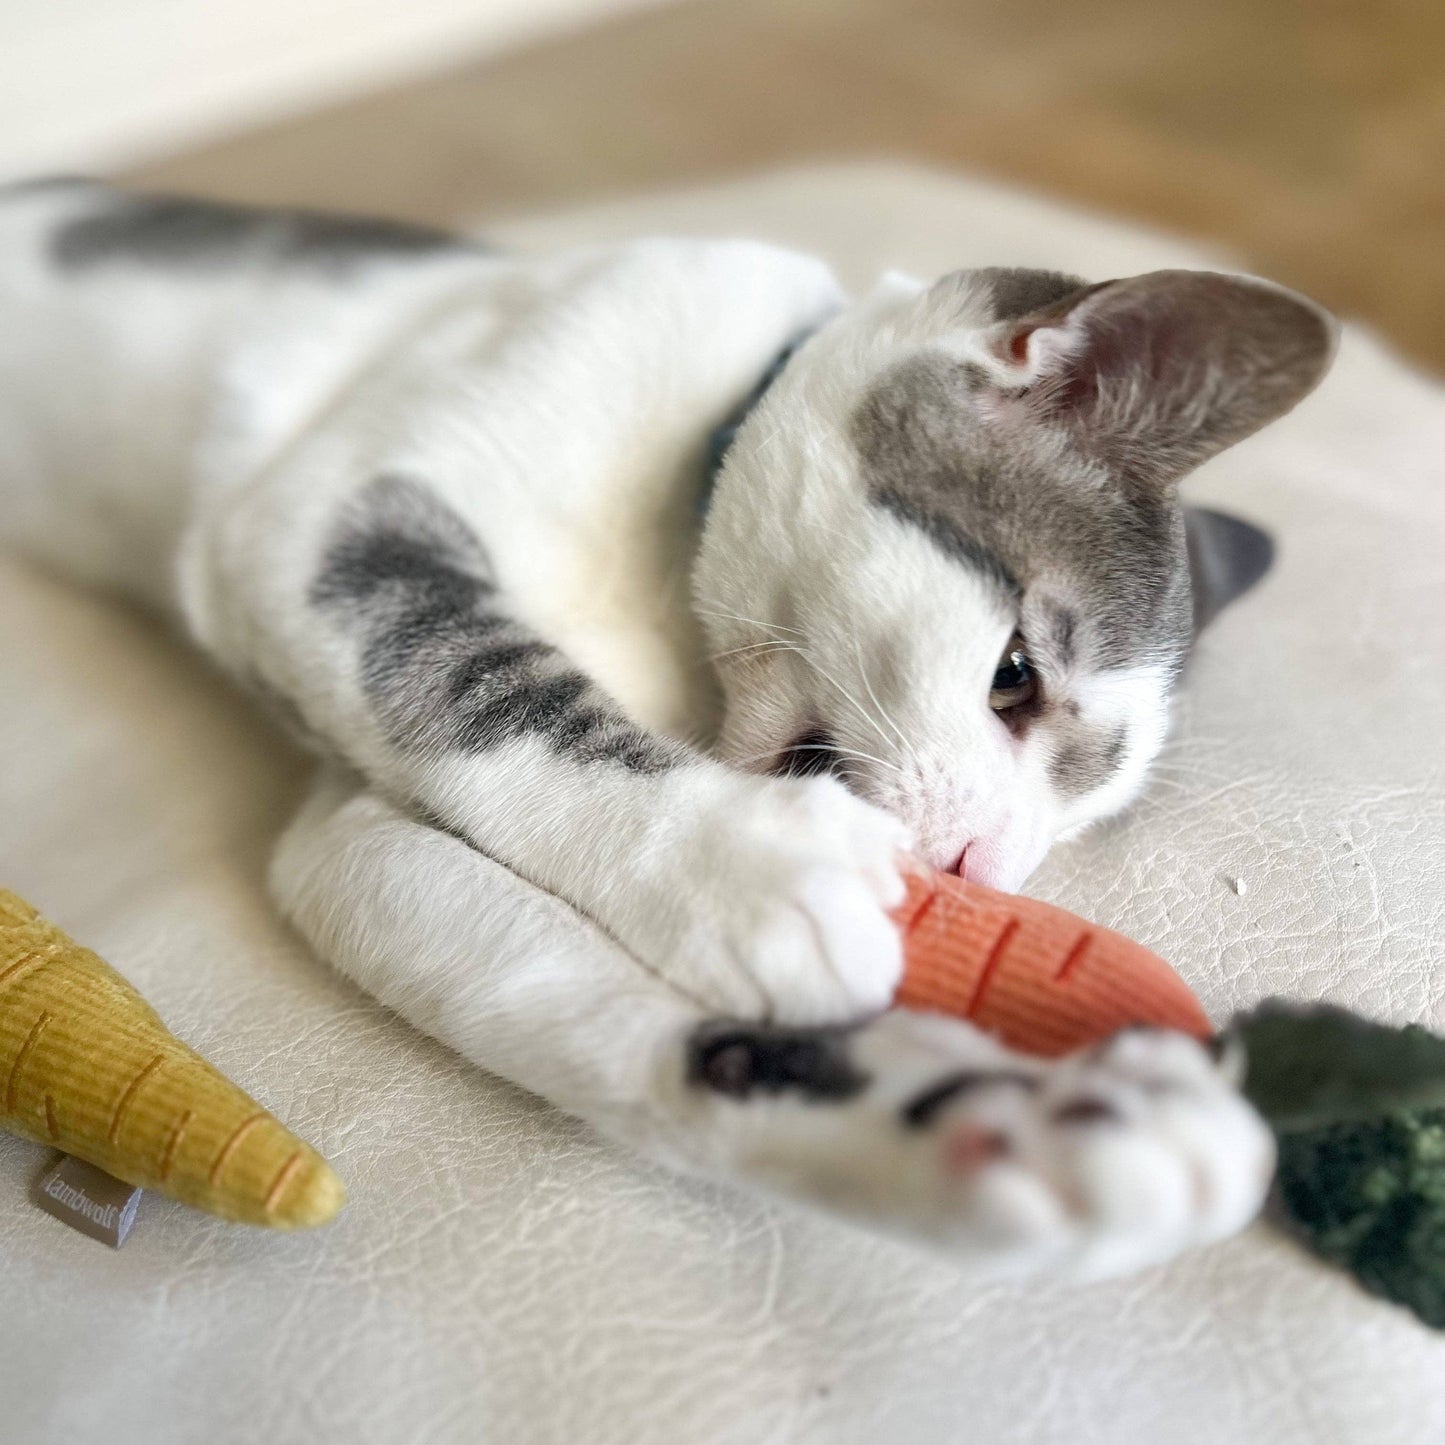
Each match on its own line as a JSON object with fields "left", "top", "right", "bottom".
{"left": 3, "top": 164, "right": 1443, "bottom": 1445}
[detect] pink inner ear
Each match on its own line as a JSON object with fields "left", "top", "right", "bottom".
{"left": 1008, "top": 327, "right": 1034, "bottom": 365}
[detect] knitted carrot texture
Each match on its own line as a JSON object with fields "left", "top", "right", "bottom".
{"left": 891, "top": 866, "right": 1212, "bottom": 1056}
{"left": 0, "top": 889, "right": 343, "bottom": 1228}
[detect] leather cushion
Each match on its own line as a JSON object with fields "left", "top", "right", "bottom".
{"left": 3, "top": 163, "right": 1443, "bottom": 1444}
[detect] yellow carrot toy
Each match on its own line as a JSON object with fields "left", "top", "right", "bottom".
{"left": 0, "top": 888, "right": 343, "bottom": 1229}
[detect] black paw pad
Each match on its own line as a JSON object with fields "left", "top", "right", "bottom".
{"left": 1050, "top": 1096, "right": 1123, "bottom": 1125}
{"left": 687, "top": 1023, "right": 869, "bottom": 1102}
{"left": 901, "top": 1069, "right": 1039, "bottom": 1129}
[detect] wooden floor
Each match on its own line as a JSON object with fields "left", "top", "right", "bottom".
{"left": 130, "top": 0, "right": 1445, "bottom": 370}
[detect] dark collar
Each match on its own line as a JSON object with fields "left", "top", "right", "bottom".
{"left": 699, "top": 332, "right": 811, "bottom": 517}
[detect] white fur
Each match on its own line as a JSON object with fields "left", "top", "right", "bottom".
{"left": 0, "top": 182, "right": 1271, "bottom": 1278}
{"left": 273, "top": 769, "right": 1271, "bottom": 1279}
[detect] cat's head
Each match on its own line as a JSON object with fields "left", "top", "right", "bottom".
{"left": 695, "top": 266, "right": 1335, "bottom": 889}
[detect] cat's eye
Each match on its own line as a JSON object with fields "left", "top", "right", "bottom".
{"left": 989, "top": 640, "right": 1036, "bottom": 712}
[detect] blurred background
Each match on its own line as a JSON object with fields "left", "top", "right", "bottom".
{"left": 3, "top": 0, "right": 1440, "bottom": 367}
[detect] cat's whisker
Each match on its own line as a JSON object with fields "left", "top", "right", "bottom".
{"left": 827, "top": 745, "right": 906, "bottom": 776}
{"left": 709, "top": 639, "right": 798, "bottom": 661}
{"left": 696, "top": 603, "right": 916, "bottom": 773}
{"left": 694, "top": 602, "right": 805, "bottom": 638}
{"left": 851, "top": 635, "right": 911, "bottom": 753}
{"left": 792, "top": 645, "right": 902, "bottom": 761}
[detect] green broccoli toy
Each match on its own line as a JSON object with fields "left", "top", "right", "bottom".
{"left": 1232, "top": 1003, "right": 1445, "bottom": 1329}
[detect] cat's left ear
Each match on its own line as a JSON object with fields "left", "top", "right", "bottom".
{"left": 973, "top": 269, "right": 1338, "bottom": 490}
{"left": 1185, "top": 506, "right": 1274, "bottom": 632}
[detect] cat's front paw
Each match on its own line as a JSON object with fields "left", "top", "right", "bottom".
{"left": 629, "top": 774, "right": 911, "bottom": 1023}
{"left": 685, "top": 1014, "right": 1274, "bottom": 1282}
{"left": 916, "top": 1025, "right": 1276, "bottom": 1280}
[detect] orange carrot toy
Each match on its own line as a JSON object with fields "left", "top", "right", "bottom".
{"left": 890, "top": 865, "right": 1211, "bottom": 1056}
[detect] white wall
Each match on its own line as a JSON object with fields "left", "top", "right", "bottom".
{"left": 0, "top": 0, "right": 671, "bottom": 180}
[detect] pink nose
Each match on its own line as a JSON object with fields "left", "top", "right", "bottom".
{"left": 946, "top": 844, "right": 970, "bottom": 877}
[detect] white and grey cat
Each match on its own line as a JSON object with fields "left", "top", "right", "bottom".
{"left": 0, "top": 179, "right": 1336, "bottom": 1280}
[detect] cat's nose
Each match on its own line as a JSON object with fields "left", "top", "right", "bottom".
{"left": 946, "top": 844, "right": 971, "bottom": 877}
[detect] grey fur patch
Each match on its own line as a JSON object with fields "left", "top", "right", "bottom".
{"left": 853, "top": 351, "right": 1193, "bottom": 672}
{"left": 310, "top": 476, "right": 676, "bottom": 773}
{"left": 1049, "top": 723, "right": 1127, "bottom": 796}
{"left": 872, "top": 487, "right": 1020, "bottom": 598}
{"left": 1036, "top": 599, "right": 1079, "bottom": 669}
{"left": 50, "top": 190, "right": 472, "bottom": 274}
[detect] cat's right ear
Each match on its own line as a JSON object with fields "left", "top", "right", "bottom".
{"left": 969, "top": 270, "right": 1338, "bottom": 492}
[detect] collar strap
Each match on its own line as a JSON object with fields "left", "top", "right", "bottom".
{"left": 699, "top": 331, "right": 812, "bottom": 517}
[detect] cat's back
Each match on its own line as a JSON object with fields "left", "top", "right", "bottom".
{"left": 0, "top": 181, "right": 510, "bottom": 601}
{"left": 0, "top": 185, "right": 841, "bottom": 666}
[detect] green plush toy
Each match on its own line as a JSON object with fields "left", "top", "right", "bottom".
{"left": 1231, "top": 1004, "right": 1445, "bottom": 1329}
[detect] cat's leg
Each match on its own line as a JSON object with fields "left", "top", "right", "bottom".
{"left": 273, "top": 769, "right": 1274, "bottom": 1280}
{"left": 194, "top": 473, "right": 910, "bottom": 1026}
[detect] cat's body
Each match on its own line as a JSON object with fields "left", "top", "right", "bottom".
{"left": 0, "top": 179, "right": 1334, "bottom": 1278}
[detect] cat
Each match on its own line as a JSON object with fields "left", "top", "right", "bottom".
{"left": 0, "top": 178, "right": 1335, "bottom": 1280}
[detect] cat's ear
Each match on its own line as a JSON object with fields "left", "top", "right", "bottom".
{"left": 972, "top": 270, "right": 1337, "bottom": 490}
{"left": 1185, "top": 506, "right": 1274, "bottom": 632}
